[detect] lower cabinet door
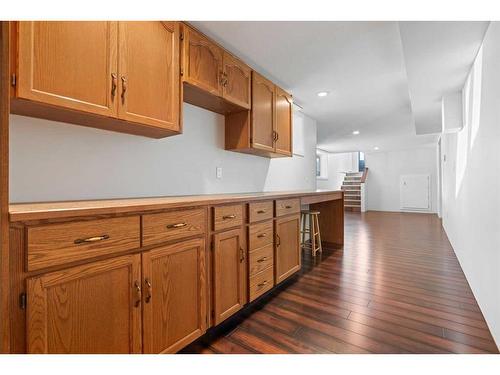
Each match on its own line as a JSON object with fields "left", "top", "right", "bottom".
{"left": 27, "top": 254, "right": 142, "bottom": 354}
{"left": 142, "top": 238, "right": 207, "bottom": 353}
{"left": 275, "top": 215, "right": 301, "bottom": 284}
{"left": 213, "top": 228, "right": 246, "bottom": 325}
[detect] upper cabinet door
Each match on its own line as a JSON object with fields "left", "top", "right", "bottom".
{"left": 251, "top": 71, "right": 275, "bottom": 152}
{"left": 17, "top": 21, "right": 118, "bottom": 117}
{"left": 275, "top": 86, "right": 293, "bottom": 156}
{"left": 118, "top": 22, "right": 181, "bottom": 131}
{"left": 222, "top": 52, "right": 251, "bottom": 109}
{"left": 212, "top": 228, "right": 246, "bottom": 325}
{"left": 142, "top": 238, "right": 206, "bottom": 354}
{"left": 183, "top": 26, "right": 223, "bottom": 96}
{"left": 26, "top": 254, "right": 142, "bottom": 354}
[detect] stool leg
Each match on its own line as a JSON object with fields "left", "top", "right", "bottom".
{"left": 310, "top": 214, "right": 316, "bottom": 257}
{"left": 315, "top": 214, "right": 322, "bottom": 254}
{"left": 301, "top": 213, "right": 306, "bottom": 248}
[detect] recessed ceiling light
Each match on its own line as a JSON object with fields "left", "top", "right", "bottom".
{"left": 374, "top": 146, "right": 379, "bottom": 150}
{"left": 317, "top": 91, "right": 329, "bottom": 97}
{"left": 352, "top": 130, "right": 360, "bottom": 135}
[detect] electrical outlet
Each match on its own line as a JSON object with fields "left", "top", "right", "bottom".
{"left": 216, "top": 167, "right": 222, "bottom": 179}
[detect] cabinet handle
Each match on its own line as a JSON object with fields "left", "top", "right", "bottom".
{"left": 276, "top": 234, "right": 281, "bottom": 247}
{"left": 275, "top": 132, "right": 279, "bottom": 141}
{"left": 240, "top": 247, "right": 245, "bottom": 263}
{"left": 257, "top": 210, "right": 267, "bottom": 214}
{"left": 166, "top": 222, "right": 187, "bottom": 229}
{"left": 223, "top": 214, "right": 236, "bottom": 220}
{"left": 257, "top": 233, "right": 267, "bottom": 238}
{"left": 133, "top": 281, "right": 142, "bottom": 308}
{"left": 74, "top": 234, "right": 109, "bottom": 245}
{"left": 111, "top": 73, "right": 117, "bottom": 99}
{"left": 257, "top": 256, "right": 268, "bottom": 263}
{"left": 121, "top": 76, "right": 127, "bottom": 104}
{"left": 257, "top": 280, "right": 268, "bottom": 288}
{"left": 144, "top": 278, "right": 152, "bottom": 304}
{"left": 285, "top": 205, "right": 293, "bottom": 209}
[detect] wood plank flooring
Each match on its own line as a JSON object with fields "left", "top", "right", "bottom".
{"left": 181, "top": 212, "right": 499, "bottom": 354}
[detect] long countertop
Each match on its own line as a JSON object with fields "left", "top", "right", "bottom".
{"left": 9, "top": 189, "right": 343, "bottom": 222}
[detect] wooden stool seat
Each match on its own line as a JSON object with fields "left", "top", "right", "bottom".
{"left": 300, "top": 210, "right": 322, "bottom": 257}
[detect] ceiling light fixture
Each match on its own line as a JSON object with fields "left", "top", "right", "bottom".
{"left": 352, "top": 130, "right": 360, "bottom": 135}
{"left": 317, "top": 91, "right": 329, "bottom": 97}
{"left": 374, "top": 146, "right": 379, "bottom": 150}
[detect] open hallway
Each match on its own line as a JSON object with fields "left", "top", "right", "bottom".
{"left": 183, "top": 212, "right": 498, "bottom": 354}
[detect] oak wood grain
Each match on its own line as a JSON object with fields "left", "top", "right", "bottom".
{"left": 213, "top": 204, "right": 243, "bottom": 232}
{"left": 27, "top": 216, "right": 140, "bottom": 271}
{"left": 0, "top": 21, "right": 10, "bottom": 353}
{"left": 248, "top": 220, "right": 273, "bottom": 251}
{"left": 248, "top": 201, "right": 273, "bottom": 223}
{"left": 275, "top": 198, "right": 300, "bottom": 217}
{"left": 142, "top": 208, "right": 206, "bottom": 247}
{"left": 142, "top": 237, "right": 206, "bottom": 353}
{"left": 249, "top": 266, "right": 274, "bottom": 302}
{"left": 248, "top": 244, "right": 274, "bottom": 276}
{"left": 27, "top": 254, "right": 142, "bottom": 353}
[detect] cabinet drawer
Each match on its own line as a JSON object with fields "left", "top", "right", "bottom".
{"left": 142, "top": 208, "right": 206, "bottom": 247}
{"left": 249, "top": 266, "right": 274, "bottom": 302}
{"left": 213, "top": 204, "right": 243, "bottom": 231}
{"left": 275, "top": 198, "right": 300, "bottom": 217}
{"left": 248, "top": 221, "right": 273, "bottom": 251}
{"left": 27, "top": 216, "right": 140, "bottom": 272}
{"left": 249, "top": 244, "right": 274, "bottom": 276}
{"left": 248, "top": 201, "right": 273, "bottom": 223}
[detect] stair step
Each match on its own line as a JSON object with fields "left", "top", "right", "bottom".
{"left": 345, "top": 204, "right": 361, "bottom": 207}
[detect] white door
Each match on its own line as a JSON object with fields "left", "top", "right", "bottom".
{"left": 400, "top": 174, "right": 430, "bottom": 210}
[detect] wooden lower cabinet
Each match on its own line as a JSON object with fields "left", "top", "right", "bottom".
{"left": 26, "top": 254, "right": 142, "bottom": 354}
{"left": 212, "top": 228, "right": 246, "bottom": 325}
{"left": 275, "top": 214, "right": 301, "bottom": 284}
{"left": 142, "top": 237, "right": 206, "bottom": 354}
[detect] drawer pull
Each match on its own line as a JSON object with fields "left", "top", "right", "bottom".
{"left": 257, "top": 209, "right": 267, "bottom": 214}
{"left": 166, "top": 222, "right": 187, "bottom": 229}
{"left": 240, "top": 247, "right": 245, "bottom": 263}
{"left": 74, "top": 234, "right": 110, "bottom": 245}
{"left": 276, "top": 234, "right": 281, "bottom": 247}
{"left": 285, "top": 205, "right": 293, "bottom": 209}
{"left": 257, "top": 280, "right": 268, "bottom": 288}
{"left": 257, "top": 256, "right": 268, "bottom": 263}
{"left": 133, "top": 281, "right": 142, "bottom": 308}
{"left": 257, "top": 233, "right": 267, "bottom": 238}
{"left": 223, "top": 214, "right": 236, "bottom": 220}
{"left": 144, "top": 278, "right": 152, "bottom": 304}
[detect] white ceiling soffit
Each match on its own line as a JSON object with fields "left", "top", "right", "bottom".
{"left": 399, "top": 21, "right": 489, "bottom": 135}
{"left": 191, "top": 21, "right": 488, "bottom": 153}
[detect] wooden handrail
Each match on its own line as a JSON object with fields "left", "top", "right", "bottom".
{"left": 360, "top": 168, "right": 369, "bottom": 183}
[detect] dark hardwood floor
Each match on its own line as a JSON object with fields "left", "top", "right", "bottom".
{"left": 182, "top": 211, "right": 499, "bottom": 354}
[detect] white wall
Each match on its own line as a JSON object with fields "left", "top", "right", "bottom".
{"left": 364, "top": 147, "right": 438, "bottom": 213}
{"left": 9, "top": 103, "right": 317, "bottom": 202}
{"left": 441, "top": 22, "right": 500, "bottom": 348}
{"left": 316, "top": 151, "right": 358, "bottom": 190}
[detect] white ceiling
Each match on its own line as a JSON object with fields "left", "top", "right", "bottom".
{"left": 192, "top": 21, "right": 489, "bottom": 153}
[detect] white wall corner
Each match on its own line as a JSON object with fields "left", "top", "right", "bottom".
{"left": 441, "top": 91, "right": 464, "bottom": 133}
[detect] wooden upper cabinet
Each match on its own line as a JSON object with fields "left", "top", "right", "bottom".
{"left": 251, "top": 71, "right": 275, "bottom": 152}
{"left": 142, "top": 238, "right": 206, "bottom": 354}
{"left": 26, "top": 254, "right": 142, "bottom": 354}
{"left": 275, "top": 86, "right": 293, "bottom": 156}
{"left": 183, "top": 26, "right": 223, "bottom": 96}
{"left": 17, "top": 21, "right": 118, "bottom": 117}
{"left": 212, "top": 228, "right": 246, "bottom": 325}
{"left": 222, "top": 52, "right": 251, "bottom": 109}
{"left": 275, "top": 215, "right": 301, "bottom": 284}
{"left": 118, "top": 21, "right": 181, "bottom": 131}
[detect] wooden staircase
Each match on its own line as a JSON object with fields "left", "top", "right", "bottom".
{"left": 342, "top": 172, "right": 363, "bottom": 212}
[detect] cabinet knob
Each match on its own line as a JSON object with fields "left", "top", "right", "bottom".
{"left": 144, "top": 278, "right": 152, "bottom": 304}
{"left": 121, "top": 76, "right": 127, "bottom": 104}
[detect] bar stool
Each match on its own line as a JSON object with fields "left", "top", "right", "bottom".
{"left": 300, "top": 210, "right": 322, "bottom": 257}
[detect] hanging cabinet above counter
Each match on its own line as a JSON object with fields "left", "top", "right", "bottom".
{"left": 8, "top": 21, "right": 293, "bottom": 157}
